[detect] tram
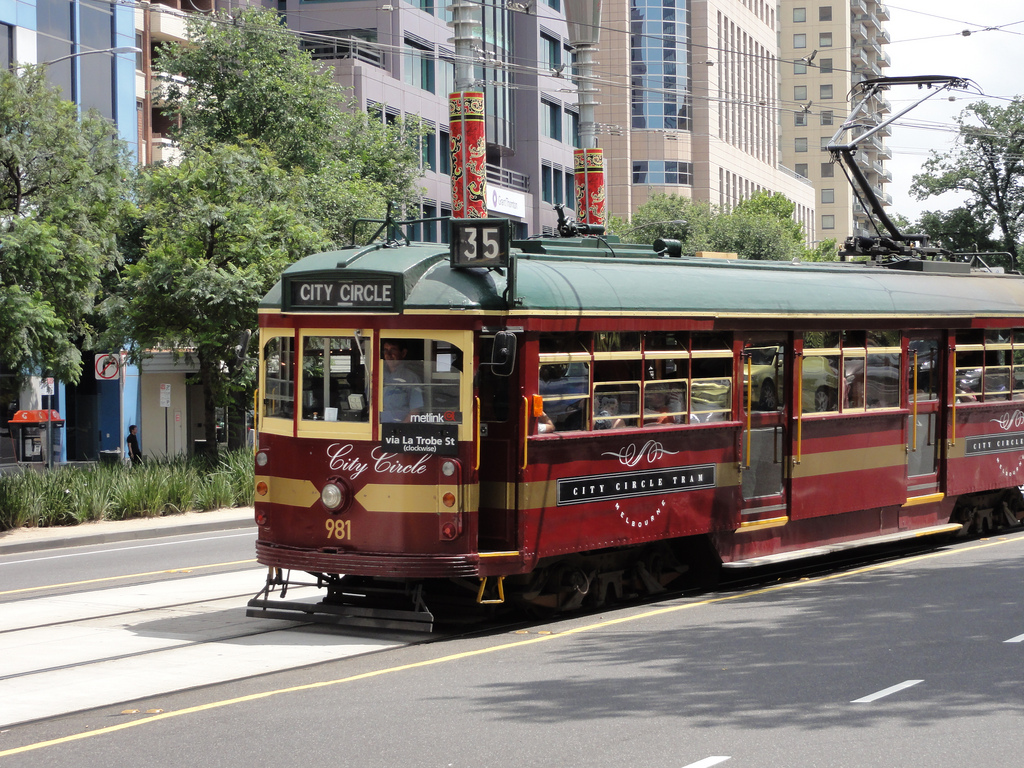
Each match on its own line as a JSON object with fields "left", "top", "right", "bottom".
{"left": 247, "top": 215, "right": 1024, "bottom": 630}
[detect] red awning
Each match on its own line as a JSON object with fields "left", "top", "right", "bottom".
{"left": 9, "top": 409, "right": 65, "bottom": 426}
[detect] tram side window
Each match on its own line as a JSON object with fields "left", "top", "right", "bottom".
{"left": 593, "top": 360, "right": 641, "bottom": 429}
{"left": 263, "top": 335, "right": 295, "bottom": 419}
{"left": 956, "top": 329, "right": 1022, "bottom": 403}
{"left": 908, "top": 338, "right": 940, "bottom": 402}
{"left": 301, "top": 335, "right": 368, "bottom": 422}
{"left": 538, "top": 332, "right": 591, "bottom": 432}
{"left": 1014, "top": 329, "right": 1024, "bottom": 400}
{"left": 690, "top": 332, "right": 732, "bottom": 423}
{"left": 644, "top": 357, "right": 688, "bottom": 425}
{"left": 380, "top": 337, "right": 464, "bottom": 423}
{"left": 803, "top": 331, "right": 840, "bottom": 413}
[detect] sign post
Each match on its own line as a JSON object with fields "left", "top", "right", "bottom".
{"left": 160, "top": 383, "right": 171, "bottom": 456}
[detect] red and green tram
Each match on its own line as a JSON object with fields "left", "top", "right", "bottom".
{"left": 249, "top": 219, "right": 1024, "bottom": 629}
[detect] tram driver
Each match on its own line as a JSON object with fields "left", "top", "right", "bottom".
{"left": 381, "top": 339, "right": 424, "bottom": 423}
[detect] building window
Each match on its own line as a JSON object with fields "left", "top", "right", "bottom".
{"left": 632, "top": 160, "right": 694, "bottom": 185}
{"left": 822, "top": 189, "right": 835, "bottom": 204}
{"left": 821, "top": 162, "right": 835, "bottom": 178}
{"left": 794, "top": 7, "right": 806, "bottom": 22}
{"left": 794, "top": 85, "right": 808, "bottom": 102}
{"left": 566, "top": 110, "right": 580, "bottom": 148}
{"left": 422, "top": 128, "right": 437, "bottom": 172}
{"left": 820, "top": 58, "right": 833, "bottom": 73}
{"left": 795, "top": 163, "right": 809, "bottom": 178}
{"left": 542, "top": 164, "right": 554, "bottom": 203}
{"left": 794, "top": 33, "right": 807, "bottom": 49}
{"left": 819, "top": 6, "right": 832, "bottom": 21}
{"left": 795, "top": 137, "right": 808, "bottom": 153}
{"left": 544, "top": 0, "right": 560, "bottom": 10}
{"left": 565, "top": 172, "right": 576, "bottom": 211}
{"left": 795, "top": 112, "right": 808, "bottom": 126}
{"left": 439, "top": 129, "right": 451, "bottom": 175}
{"left": 795, "top": 62, "right": 807, "bottom": 75}
{"left": 404, "top": 38, "right": 435, "bottom": 93}
{"left": 820, "top": 110, "right": 834, "bottom": 126}
{"left": 542, "top": 100, "right": 562, "bottom": 141}
{"left": 819, "top": 32, "right": 833, "bottom": 47}
{"left": 820, "top": 84, "right": 834, "bottom": 100}
{"left": 822, "top": 214, "right": 836, "bottom": 230}
{"left": 541, "top": 32, "right": 561, "bottom": 70}
{"left": 820, "top": 136, "right": 831, "bottom": 151}
{"left": 630, "top": 0, "right": 693, "bottom": 131}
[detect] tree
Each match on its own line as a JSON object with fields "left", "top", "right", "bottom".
{"left": 156, "top": 7, "right": 423, "bottom": 243}
{"left": 911, "top": 98, "right": 1024, "bottom": 262}
{"left": 0, "top": 66, "right": 131, "bottom": 383}
{"left": 615, "top": 192, "right": 824, "bottom": 261}
{"left": 914, "top": 206, "right": 1001, "bottom": 255}
{"left": 111, "top": 144, "right": 326, "bottom": 456}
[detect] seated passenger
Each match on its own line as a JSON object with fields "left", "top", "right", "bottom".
{"left": 594, "top": 395, "right": 626, "bottom": 430}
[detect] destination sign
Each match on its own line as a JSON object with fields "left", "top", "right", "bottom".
{"left": 556, "top": 463, "right": 716, "bottom": 506}
{"left": 964, "top": 432, "right": 1024, "bottom": 456}
{"left": 286, "top": 276, "right": 397, "bottom": 311}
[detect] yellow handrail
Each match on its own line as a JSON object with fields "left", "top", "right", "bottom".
{"left": 795, "top": 354, "right": 804, "bottom": 464}
{"left": 950, "top": 349, "right": 957, "bottom": 445}
{"left": 522, "top": 396, "right": 529, "bottom": 469}
{"left": 474, "top": 396, "right": 481, "bottom": 471}
{"left": 911, "top": 351, "right": 918, "bottom": 452}
{"left": 745, "top": 356, "right": 752, "bottom": 468}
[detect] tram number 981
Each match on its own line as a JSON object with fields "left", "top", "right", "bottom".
{"left": 325, "top": 518, "right": 352, "bottom": 541}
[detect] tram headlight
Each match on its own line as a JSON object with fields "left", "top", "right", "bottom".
{"left": 256, "top": 451, "right": 268, "bottom": 467}
{"left": 321, "top": 480, "right": 349, "bottom": 511}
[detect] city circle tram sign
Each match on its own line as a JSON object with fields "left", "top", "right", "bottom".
{"left": 556, "top": 463, "right": 716, "bottom": 505}
{"left": 284, "top": 272, "right": 398, "bottom": 312}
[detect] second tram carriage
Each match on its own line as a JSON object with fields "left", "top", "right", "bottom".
{"left": 248, "top": 219, "right": 1024, "bottom": 629}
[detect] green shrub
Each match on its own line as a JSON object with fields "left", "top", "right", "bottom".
{"left": 0, "top": 449, "right": 255, "bottom": 532}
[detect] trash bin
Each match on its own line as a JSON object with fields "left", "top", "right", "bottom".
{"left": 99, "top": 449, "right": 122, "bottom": 466}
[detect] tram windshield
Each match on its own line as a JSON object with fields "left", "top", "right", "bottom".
{"left": 379, "top": 337, "right": 463, "bottom": 424}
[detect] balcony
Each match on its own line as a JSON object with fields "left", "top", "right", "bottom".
{"left": 151, "top": 137, "right": 181, "bottom": 165}
{"left": 876, "top": 3, "right": 891, "bottom": 22}
{"left": 486, "top": 163, "right": 530, "bottom": 192}
{"left": 149, "top": 6, "right": 188, "bottom": 43}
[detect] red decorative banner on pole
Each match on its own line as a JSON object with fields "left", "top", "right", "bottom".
{"left": 449, "top": 92, "right": 487, "bottom": 218}
{"left": 574, "top": 148, "right": 606, "bottom": 227}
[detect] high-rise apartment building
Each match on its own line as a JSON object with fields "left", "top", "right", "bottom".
{"left": 592, "top": 0, "right": 816, "bottom": 238}
{"left": 778, "top": 0, "right": 892, "bottom": 246}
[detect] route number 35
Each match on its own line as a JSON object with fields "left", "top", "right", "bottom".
{"left": 449, "top": 218, "right": 510, "bottom": 269}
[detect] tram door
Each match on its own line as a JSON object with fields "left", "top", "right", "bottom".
{"left": 906, "top": 334, "right": 943, "bottom": 501}
{"left": 475, "top": 336, "right": 520, "bottom": 552}
{"left": 739, "top": 336, "right": 789, "bottom": 520}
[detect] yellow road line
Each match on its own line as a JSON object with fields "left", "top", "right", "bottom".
{"left": 1, "top": 535, "right": 1020, "bottom": 758}
{"left": 0, "top": 560, "right": 257, "bottom": 597}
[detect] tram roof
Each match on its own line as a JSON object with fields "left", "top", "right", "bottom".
{"left": 261, "top": 237, "right": 1024, "bottom": 319}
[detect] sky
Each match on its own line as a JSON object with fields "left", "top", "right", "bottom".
{"left": 882, "top": 1, "right": 1024, "bottom": 221}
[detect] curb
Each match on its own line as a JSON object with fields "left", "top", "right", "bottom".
{"left": 0, "top": 511, "right": 255, "bottom": 556}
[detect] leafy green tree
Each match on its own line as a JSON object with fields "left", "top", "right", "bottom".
{"left": 0, "top": 66, "right": 131, "bottom": 383}
{"left": 911, "top": 98, "right": 1024, "bottom": 262}
{"left": 110, "top": 144, "right": 326, "bottom": 455}
{"left": 915, "top": 206, "right": 1001, "bottom": 255}
{"left": 156, "top": 7, "right": 423, "bottom": 243}
{"left": 615, "top": 192, "right": 822, "bottom": 261}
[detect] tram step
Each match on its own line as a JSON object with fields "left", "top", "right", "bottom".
{"left": 722, "top": 523, "right": 963, "bottom": 569}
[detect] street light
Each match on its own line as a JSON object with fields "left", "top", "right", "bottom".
{"left": 41, "top": 46, "right": 141, "bottom": 67}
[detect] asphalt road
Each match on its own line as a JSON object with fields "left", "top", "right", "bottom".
{"left": 1, "top": 518, "right": 1023, "bottom": 767}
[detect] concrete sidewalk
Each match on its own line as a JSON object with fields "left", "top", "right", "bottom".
{"left": 0, "top": 506, "right": 255, "bottom": 555}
